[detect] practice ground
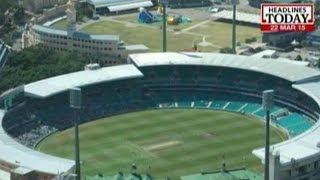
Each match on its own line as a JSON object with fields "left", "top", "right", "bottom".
{"left": 36, "top": 109, "right": 286, "bottom": 179}
{"left": 52, "top": 12, "right": 261, "bottom": 52}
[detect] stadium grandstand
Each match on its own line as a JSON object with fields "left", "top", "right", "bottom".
{"left": 86, "top": 0, "right": 154, "bottom": 14}
{"left": 1, "top": 52, "right": 320, "bottom": 179}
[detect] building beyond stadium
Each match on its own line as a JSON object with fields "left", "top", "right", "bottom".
{"left": 85, "top": 0, "right": 213, "bottom": 14}
{"left": 86, "top": 0, "right": 154, "bottom": 14}
{"left": 1, "top": 52, "right": 320, "bottom": 179}
{"left": 22, "top": 0, "right": 148, "bottom": 65}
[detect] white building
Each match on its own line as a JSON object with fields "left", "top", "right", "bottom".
{"left": 22, "top": 0, "right": 148, "bottom": 65}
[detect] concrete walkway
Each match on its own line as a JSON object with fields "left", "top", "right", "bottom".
{"left": 181, "top": 19, "right": 211, "bottom": 32}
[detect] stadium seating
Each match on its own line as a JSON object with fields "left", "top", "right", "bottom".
{"left": 3, "top": 85, "right": 315, "bottom": 148}
{"left": 2, "top": 66, "right": 318, "bottom": 148}
{"left": 241, "top": 103, "right": 261, "bottom": 114}
{"left": 210, "top": 100, "right": 228, "bottom": 109}
{"left": 224, "top": 101, "right": 246, "bottom": 111}
{"left": 277, "top": 113, "right": 313, "bottom": 136}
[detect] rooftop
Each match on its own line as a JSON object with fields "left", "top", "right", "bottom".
{"left": 74, "top": 31, "right": 120, "bottom": 41}
{"left": 129, "top": 52, "right": 320, "bottom": 82}
{"left": 250, "top": 50, "right": 277, "bottom": 58}
{"left": 108, "top": 1, "right": 153, "bottom": 12}
{"left": 33, "top": 25, "right": 120, "bottom": 41}
{"left": 124, "top": 44, "right": 149, "bottom": 51}
{"left": 24, "top": 64, "right": 143, "bottom": 98}
{"left": 90, "top": 34, "right": 120, "bottom": 41}
{"left": 88, "top": 0, "right": 152, "bottom": 9}
{"left": 211, "top": 10, "right": 260, "bottom": 25}
{"left": 32, "top": 25, "right": 67, "bottom": 36}
{"left": 250, "top": 50, "right": 309, "bottom": 66}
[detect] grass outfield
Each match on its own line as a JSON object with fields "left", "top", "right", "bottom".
{"left": 36, "top": 109, "right": 286, "bottom": 179}
{"left": 80, "top": 20, "right": 207, "bottom": 52}
{"left": 51, "top": 14, "right": 261, "bottom": 52}
{"left": 192, "top": 21, "right": 262, "bottom": 46}
{"left": 80, "top": 20, "right": 260, "bottom": 52}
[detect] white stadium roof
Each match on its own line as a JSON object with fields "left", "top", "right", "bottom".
{"left": 25, "top": 64, "right": 143, "bottom": 98}
{"left": 211, "top": 10, "right": 260, "bottom": 25}
{"left": 88, "top": 0, "right": 153, "bottom": 10}
{"left": 250, "top": 50, "right": 309, "bottom": 66}
{"left": 129, "top": 52, "right": 320, "bottom": 82}
{"left": 108, "top": 1, "right": 153, "bottom": 12}
{"left": 0, "top": 110, "right": 74, "bottom": 174}
{"left": 253, "top": 81, "right": 320, "bottom": 164}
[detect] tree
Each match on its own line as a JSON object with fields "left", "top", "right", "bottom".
{"left": 0, "top": 10, "right": 4, "bottom": 25}
{"left": 316, "top": 0, "right": 320, "bottom": 15}
{"left": 13, "top": 6, "right": 25, "bottom": 25}
{"left": 315, "top": 18, "right": 320, "bottom": 29}
{"left": 295, "top": 55, "right": 303, "bottom": 61}
{"left": 220, "top": 47, "right": 233, "bottom": 54}
{"left": 245, "top": 37, "right": 257, "bottom": 44}
{"left": 0, "top": 45, "right": 91, "bottom": 93}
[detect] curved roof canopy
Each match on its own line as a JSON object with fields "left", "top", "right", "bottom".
{"left": 25, "top": 64, "right": 143, "bottom": 98}
{"left": 129, "top": 52, "right": 320, "bottom": 82}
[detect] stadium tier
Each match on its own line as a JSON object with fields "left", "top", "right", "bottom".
{"left": 1, "top": 52, "right": 320, "bottom": 179}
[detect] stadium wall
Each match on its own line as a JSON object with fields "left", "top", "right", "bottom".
{"left": 269, "top": 152, "right": 320, "bottom": 180}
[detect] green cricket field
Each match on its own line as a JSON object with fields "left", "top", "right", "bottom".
{"left": 36, "top": 109, "right": 286, "bottom": 179}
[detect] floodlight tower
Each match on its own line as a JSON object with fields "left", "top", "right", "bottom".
{"left": 262, "top": 90, "right": 274, "bottom": 180}
{"left": 159, "top": 0, "right": 168, "bottom": 52}
{"left": 231, "top": 0, "right": 237, "bottom": 54}
{"left": 70, "top": 88, "right": 82, "bottom": 180}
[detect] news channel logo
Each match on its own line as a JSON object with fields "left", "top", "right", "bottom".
{"left": 260, "top": 3, "right": 314, "bottom": 32}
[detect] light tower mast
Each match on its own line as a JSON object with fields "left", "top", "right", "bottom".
{"left": 231, "top": 0, "right": 237, "bottom": 54}
{"left": 159, "top": 0, "right": 168, "bottom": 52}
{"left": 70, "top": 88, "right": 82, "bottom": 180}
{"left": 262, "top": 89, "right": 274, "bottom": 180}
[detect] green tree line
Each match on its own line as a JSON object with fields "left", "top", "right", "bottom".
{"left": 0, "top": 45, "right": 91, "bottom": 93}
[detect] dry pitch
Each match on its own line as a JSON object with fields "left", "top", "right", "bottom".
{"left": 36, "top": 109, "right": 286, "bottom": 179}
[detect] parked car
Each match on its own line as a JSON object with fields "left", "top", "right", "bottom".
{"left": 208, "top": 7, "right": 224, "bottom": 13}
